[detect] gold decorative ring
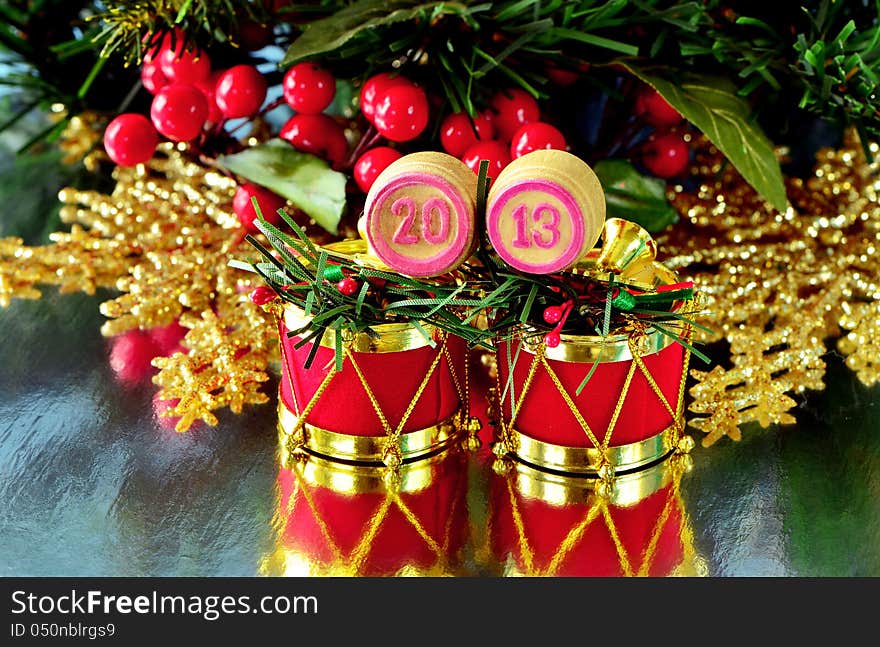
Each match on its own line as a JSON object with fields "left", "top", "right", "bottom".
{"left": 292, "top": 446, "right": 462, "bottom": 495}
{"left": 510, "top": 455, "right": 678, "bottom": 507}
{"left": 519, "top": 326, "right": 673, "bottom": 363}
{"left": 278, "top": 401, "right": 459, "bottom": 464}
{"left": 283, "top": 304, "right": 438, "bottom": 353}
{"left": 507, "top": 425, "right": 677, "bottom": 475}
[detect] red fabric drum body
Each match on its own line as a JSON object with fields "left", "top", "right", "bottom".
{"left": 278, "top": 304, "right": 468, "bottom": 465}
{"left": 493, "top": 255, "right": 693, "bottom": 475}
{"left": 496, "top": 326, "right": 688, "bottom": 474}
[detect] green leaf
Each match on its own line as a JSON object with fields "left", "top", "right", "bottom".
{"left": 618, "top": 62, "right": 788, "bottom": 212}
{"left": 281, "top": 0, "right": 470, "bottom": 66}
{"left": 218, "top": 139, "right": 347, "bottom": 234}
{"left": 593, "top": 159, "right": 678, "bottom": 233}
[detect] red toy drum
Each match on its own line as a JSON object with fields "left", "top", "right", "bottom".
{"left": 489, "top": 455, "right": 703, "bottom": 576}
{"left": 261, "top": 446, "right": 469, "bottom": 576}
{"left": 494, "top": 263, "right": 693, "bottom": 475}
{"left": 277, "top": 303, "right": 468, "bottom": 467}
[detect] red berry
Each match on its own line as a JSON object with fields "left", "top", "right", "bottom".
{"left": 542, "top": 306, "right": 563, "bottom": 325}
{"left": 109, "top": 329, "right": 161, "bottom": 384}
{"left": 635, "top": 87, "right": 683, "bottom": 127}
{"left": 544, "top": 331, "right": 561, "bottom": 348}
{"left": 373, "top": 84, "right": 429, "bottom": 142}
{"left": 282, "top": 62, "right": 336, "bottom": 114}
{"left": 510, "top": 122, "right": 567, "bottom": 159}
{"left": 159, "top": 43, "right": 212, "bottom": 85}
{"left": 215, "top": 65, "right": 267, "bottom": 119}
{"left": 150, "top": 84, "right": 209, "bottom": 142}
{"left": 440, "top": 111, "right": 495, "bottom": 157}
{"left": 103, "top": 113, "right": 158, "bottom": 166}
{"left": 141, "top": 59, "right": 169, "bottom": 94}
{"left": 337, "top": 277, "right": 359, "bottom": 296}
{"left": 359, "top": 73, "right": 413, "bottom": 123}
{"left": 233, "top": 183, "right": 286, "bottom": 233}
{"left": 194, "top": 74, "right": 223, "bottom": 124}
{"left": 279, "top": 113, "right": 348, "bottom": 168}
{"left": 142, "top": 27, "right": 183, "bottom": 64}
{"left": 642, "top": 132, "right": 690, "bottom": 179}
{"left": 545, "top": 63, "right": 580, "bottom": 87}
{"left": 152, "top": 392, "right": 182, "bottom": 430}
{"left": 461, "top": 140, "right": 511, "bottom": 176}
{"left": 353, "top": 146, "right": 402, "bottom": 193}
{"left": 238, "top": 19, "right": 273, "bottom": 51}
{"left": 149, "top": 319, "right": 188, "bottom": 355}
{"left": 250, "top": 286, "right": 278, "bottom": 306}
{"left": 490, "top": 88, "right": 540, "bottom": 141}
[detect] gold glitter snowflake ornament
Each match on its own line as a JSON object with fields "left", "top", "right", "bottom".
{"left": 0, "top": 142, "right": 277, "bottom": 431}
{"left": 662, "top": 131, "right": 880, "bottom": 446}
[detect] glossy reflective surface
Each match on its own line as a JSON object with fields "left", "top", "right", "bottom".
{"left": 1, "top": 286, "right": 879, "bottom": 576}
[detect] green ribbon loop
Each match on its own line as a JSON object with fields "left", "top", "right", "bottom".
{"left": 611, "top": 290, "right": 637, "bottom": 311}
{"left": 324, "top": 265, "right": 344, "bottom": 282}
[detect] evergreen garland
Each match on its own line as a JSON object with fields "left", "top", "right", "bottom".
{"left": 2, "top": 2, "right": 878, "bottom": 139}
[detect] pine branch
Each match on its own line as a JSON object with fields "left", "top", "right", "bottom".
{"left": 279, "top": 0, "right": 880, "bottom": 136}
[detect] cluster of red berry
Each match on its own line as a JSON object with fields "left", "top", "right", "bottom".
{"left": 351, "top": 72, "right": 428, "bottom": 193}
{"left": 279, "top": 62, "right": 346, "bottom": 169}
{"left": 104, "top": 32, "right": 268, "bottom": 167}
{"left": 634, "top": 86, "right": 689, "bottom": 179}
{"left": 350, "top": 77, "right": 569, "bottom": 194}
{"left": 103, "top": 31, "right": 297, "bottom": 234}
{"left": 444, "top": 88, "right": 567, "bottom": 178}
{"left": 103, "top": 39, "right": 693, "bottom": 241}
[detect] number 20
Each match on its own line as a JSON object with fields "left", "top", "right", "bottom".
{"left": 511, "top": 202, "right": 561, "bottom": 249}
{"left": 391, "top": 197, "right": 451, "bottom": 245}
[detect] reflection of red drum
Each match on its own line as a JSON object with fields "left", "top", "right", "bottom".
{"left": 496, "top": 327, "right": 687, "bottom": 473}
{"left": 261, "top": 447, "right": 469, "bottom": 576}
{"left": 278, "top": 304, "right": 467, "bottom": 464}
{"left": 489, "top": 457, "right": 700, "bottom": 576}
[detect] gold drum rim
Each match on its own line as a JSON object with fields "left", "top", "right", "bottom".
{"left": 510, "top": 259, "right": 682, "bottom": 363}
{"left": 508, "top": 425, "right": 677, "bottom": 475}
{"left": 514, "top": 326, "right": 673, "bottom": 363}
{"left": 509, "top": 453, "right": 682, "bottom": 507}
{"left": 278, "top": 401, "right": 459, "bottom": 466}
{"left": 283, "top": 304, "right": 438, "bottom": 354}
{"left": 286, "top": 444, "right": 464, "bottom": 495}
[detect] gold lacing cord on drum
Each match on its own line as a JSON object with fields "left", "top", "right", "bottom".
{"left": 277, "top": 321, "right": 473, "bottom": 470}
{"left": 273, "top": 456, "right": 466, "bottom": 576}
{"left": 628, "top": 333, "right": 692, "bottom": 449}
{"left": 502, "top": 460, "right": 690, "bottom": 576}
{"left": 443, "top": 341, "right": 481, "bottom": 450}
{"left": 496, "top": 323, "right": 694, "bottom": 476}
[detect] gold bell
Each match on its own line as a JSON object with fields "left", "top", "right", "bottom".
{"left": 594, "top": 218, "right": 657, "bottom": 276}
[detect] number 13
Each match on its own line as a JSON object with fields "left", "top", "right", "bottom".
{"left": 511, "top": 203, "right": 561, "bottom": 249}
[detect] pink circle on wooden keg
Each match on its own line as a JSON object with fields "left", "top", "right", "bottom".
{"left": 487, "top": 179, "right": 586, "bottom": 274}
{"left": 365, "top": 158, "right": 476, "bottom": 277}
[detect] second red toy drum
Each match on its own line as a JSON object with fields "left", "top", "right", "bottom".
{"left": 278, "top": 303, "right": 468, "bottom": 467}
{"left": 494, "top": 266, "right": 693, "bottom": 475}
